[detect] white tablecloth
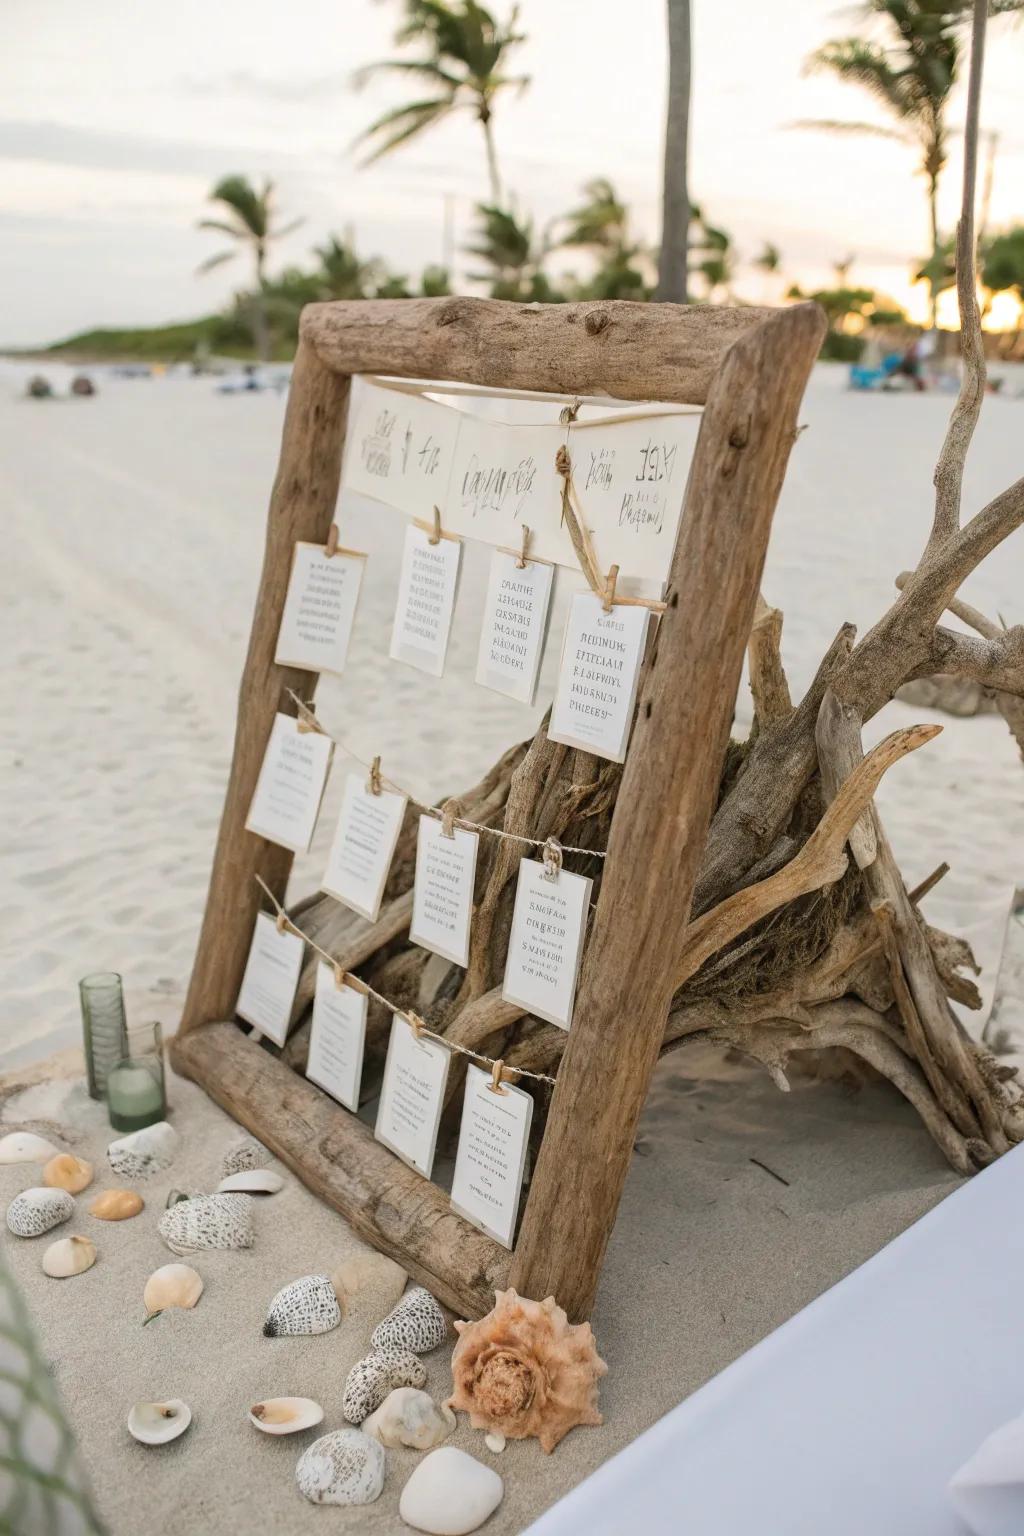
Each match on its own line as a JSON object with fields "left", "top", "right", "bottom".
{"left": 528, "top": 1144, "right": 1024, "bottom": 1535}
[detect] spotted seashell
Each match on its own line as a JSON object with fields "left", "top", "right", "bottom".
{"left": 222, "top": 1137, "right": 271, "bottom": 1178}
{"left": 371, "top": 1285, "right": 448, "bottom": 1355}
{"left": 296, "top": 1428, "right": 384, "bottom": 1507}
{"left": 342, "top": 1348, "right": 427, "bottom": 1425}
{"left": 107, "top": 1121, "right": 179, "bottom": 1180}
{"left": 263, "top": 1274, "right": 340, "bottom": 1338}
{"left": 6, "top": 1187, "right": 74, "bottom": 1238}
{"left": 157, "top": 1193, "right": 254, "bottom": 1255}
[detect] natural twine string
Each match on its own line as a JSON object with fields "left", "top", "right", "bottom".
{"left": 254, "top": 874, "right": 557, "bottom": 1088}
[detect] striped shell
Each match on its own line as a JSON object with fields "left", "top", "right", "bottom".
{"left": 6, "top": 1187, "right": 75, "bottom": 1238}
{"left": 263, "top": 1274, "right": 340, "bottom": 1338}
{"left": 342, "top": 1348, "right": 426, "bottom": 1425}
{"left": 372, "top": 1286, "right": 448, "bottom": 1355}
{"left": 157, "top": 1193, "right": 254, "bottom": 1255}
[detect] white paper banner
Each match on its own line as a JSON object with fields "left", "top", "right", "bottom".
{"left": 342, "top": 383, "right": 460, "bottom": 516}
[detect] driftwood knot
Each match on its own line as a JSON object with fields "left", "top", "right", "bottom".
{"left": 728, "top": 423, "right": 750, "bottom": 449}
{"left": 584, "top": 310, "right": 610, "bottom": 336}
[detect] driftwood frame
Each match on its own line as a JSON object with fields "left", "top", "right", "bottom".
{"left": 170, "top": 294, "right": 826, "bottom": 1322}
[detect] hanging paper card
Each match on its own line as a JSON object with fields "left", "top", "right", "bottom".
{"left": 236, "top": 911, "right": 303, "bottom": 1045}
{"left": 275, "top": 541, "right": 366, "bottom": 675}
{"left": 501, "top": 858, "right": 593, "bottom": 1030}
{"left": 446, "top": 416, "right": 565, "bottom": 556}
{"left": 245, "top": 712, "right": 334, "bottom": 853}
{"left": 409, "top": 815, "right": 479, "bottom": 967}
{"left": 306, "top": 961, "right": 367, "bottom": 1111}
{"left": 321, "top": 771, "right": 407, "bottom": 922}
{"left": 548, "top": 593, "right": 650, "bottom": 764}
{"left": 341, "top": 380, "right": 460, "bottom": 517}
{"left": 475, "top": 548, "right": 555, "bottom": 704}
{"left": 374, "top": 1014, "right": 450, "bottom": 1177}
{"left": 450, "top": 1064, "right": 534, "bottom": 1249}
{"left": 389, "top": 523, "right": 462, "bottom": 677}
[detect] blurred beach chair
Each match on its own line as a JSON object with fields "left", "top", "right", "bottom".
{"left": 848, "top": 351, "right": 903, "bottom": 391}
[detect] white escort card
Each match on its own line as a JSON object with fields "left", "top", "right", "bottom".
{"left": 236, "top": 911, "right": 304, "bottom": 1045}
{"left": 341, "top": 380, "right": 461, "bottom": 518}
{"left": 450, "top": 1064, "right": 534, "bottom": 1248}
{"left": 245, "top": 712, "right": 334, "bottom": 853}
{"left": 475, "top": 548, "right": 554, "bottom": 704}
{"left": 501, "top": 857, "right": 593, "bottom": 1030}
{"left": 306, "top": 961, "right": 367, "bottom": 1111}
{"left": 275, "top": 540, "right": 366, "bottom": 676}
{"left": 321, "top": 772, "right": 407, "bottom": 922}
{"left": 389, "top": 523, "right": 462, "bottom": 677}
{"left": 374, "top": 1014, "right": 451, "bottom": 1177}
{"left": 548, "top": 593, "right": 650, "bottom": 764}
{"left": 409, "top": 815, "right": 479, "bottom": 967}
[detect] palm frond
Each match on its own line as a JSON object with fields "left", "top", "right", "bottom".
{"left": 352, "top": 57, "right": 462, "bottom": 90}
{"left": 790, "top": 116, "right": 911, "bottom": 142}
{"left": 196, "top": 249, "right": 238, "bottom": 275}
{"left": 354, "top": 97, "right": 454, "bottom": 160}
{"left": 196, "top": 217, "right": 250, "bottom": 238}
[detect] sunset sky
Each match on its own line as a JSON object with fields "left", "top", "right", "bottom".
{"left": 3, "top": 0, "right": 1023, "bottom": 345}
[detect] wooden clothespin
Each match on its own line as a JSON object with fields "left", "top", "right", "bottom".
{"left": 542, "top": 836, "right": 563, "bottom": 883}
{"left": 516, "top": 524, "right": 531, "bottom": 569}
{"left": 602, "top": 565, "right": 619, "bottom": 614}
{"left": 429, "top": 505, "right": 442, "bottom": 545}
{"left": 275, "top": 909, "right": 290, "bottom": 936}
{"left": 325, "top": 522, "right": 340, "bottom": 558}
{"left": 367, "top": 755, "right": 383, "bottom": 796}
{"left": 488, "top": 1058, "right": 510, "bottom": 1096}
{"left": 407, "top": 1012, "right": 427, "bottom": 1041}
{"left": 440, "top": 797, "right": 462, "bottom": 840}
{"left": 332, "top": 962, "right": 347, "bottom": 990}
{"left": 342, "top": 970, "right": 370, "bottom": 996}
{"left": 559, "top": 398, "right": 582, "bottom": 425}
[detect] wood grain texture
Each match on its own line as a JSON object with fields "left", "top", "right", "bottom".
{"left": 300, "top": 295, "right": 778, "bottom": 406}
{"left": 508, "top": 301, "right": 827, "bottom": 1320}
{"left": 171, "top": 1022, "right": 510, "bottom": 1316}
{"left": 178, "top": 338, "right": 350, "bottom": 1034}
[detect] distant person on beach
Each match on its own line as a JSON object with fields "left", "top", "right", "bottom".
{"left": 897, "top": 333, "right": 931, "bottom": 392}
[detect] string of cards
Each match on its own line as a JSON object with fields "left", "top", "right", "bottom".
{"left": 235, "top": 377, "right": 699, "bottom": 1251}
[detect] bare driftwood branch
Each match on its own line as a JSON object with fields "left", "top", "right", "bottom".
{"left": 748, "top": 595, "right": 793, "bottom": 729}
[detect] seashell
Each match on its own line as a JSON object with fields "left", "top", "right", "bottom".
{"left": 6, "top": 1187, "right": 75, "bottom": 1238}
{"left": 485, "top": 1432, "right": 506, "bottom": 1454}
{"left": 108, "top": 1121, "right": 179, "bottom": 1179}
{"left": 42, "top": 1235, "right": 96, "bottom": 1278}
{"left": 249, "top": 1397, "right": 324, "bottom": 1436}
{"left": 0, "top": 1131, "right": 61, "bottom": 1164}
{"left": 331, "top": 1250, "right": 407, "bottom": 1327}
{"left": 127, "top": 1399, "right": 191, "bottom": 1446}
{"left": 165, "top": 1189, "right": 195, "bottom": 1208}
{"left": 42, "top": 1153, "right": 93, "bottom": 1194}
{"left": 262, "top": 1274, "right": 340, "bottom": 1338}
{"left": 144, "top": 1263, "right": 203, "bottom": 1318}
{"left": 157, "top": 1193, "right": 254, "bottom": 1255}
{"left": 295, "top": 1428, "right": 384, "bottom": 1507}
{"left": 362, "top": 1388, "right": 456, "bottom": 1450}
{"left": 215, "top": 1169, "right": 283, "bottom": 1196}
{"left": 89, "top": 1188, "right": 144, "bottom": 1221}
{"left": 372, "top": 1285, "right": 448, "bottom": 1355}
{"left": 222, "top": 1137, "right": 270, "bottom": 1178}
{"left": 398, "top": 1446, "right": 503, "bottom": 1535}
{"left": 342, "top": 1347, "right": 426, "bottom": 1424}
{"left": 449, "top": 1288, "right": 607, "bottom": 1454}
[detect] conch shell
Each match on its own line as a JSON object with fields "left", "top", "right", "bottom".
{"left": 448, "top": 1288, "right": 606, "bottom": 1454}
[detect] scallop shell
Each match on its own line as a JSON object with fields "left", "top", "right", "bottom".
{"left": 89, "top": 1188, "right": 144, "bottom": 1221}
{"left": 342, "top": 1348, "right": 427, "bottom": 1425}
{"left": 42, "top": 1235, "right": 96, "bottom": 1278}
{"left": 372, "top": 1285, "right": 448, "bottom": 1355}
{"left": 222, "top": 1137, "right": 270, "bottom": 1178}
{"left": 157, "top": 1193, "right": 254, "bottom": 1255}
{"left": 216, "top": 1169, "right": 283, "bottom": 1196}
{"left": 6, "top": 1187, "right": 74, "bottom": 1238}
{"left": 42, "top": 1153, "right": 93, "bottom": 1194}
{"left": 0, "top": 1131, "right": 61, "bottom": 1164}
{"left": 144, "top": 1263, "right": 203, "bottom": 1318}
{"left": 295, "top": 1429, "right": 384, "bottom": 1506}
{"left": 362, "top": 1387, "right": 456, "bottom": 1450}
{"left": 127, "top": 1399, "right": 191, "bottom": 1445}
{"left": 249, "top": 1397, "right": 324, "bottom": 1436}
{"left": 262, "top": 1274, "right": 340, "bottom": 1337}
{"left": 108, "top": 1121, "right": 179, "bottom": 1180}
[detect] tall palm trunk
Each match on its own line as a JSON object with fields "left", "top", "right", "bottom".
{"left": 656, "top": 0, "right": 691, "bottom": 303}
{"left": 927, "top": 167, "right": 940, "bottom": 329}
{"left": 252, "top": 239, "right": 270, "bottom": 365}
{"left": 480, "top": 104, "right": 503, "bottom": 207}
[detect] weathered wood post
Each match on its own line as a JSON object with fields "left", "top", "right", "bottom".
{"left": 176, "top": 338, "right": 350, "bottom": 1038}
{"left": 509, "top": 303, "right": 827, "bottom": 1320}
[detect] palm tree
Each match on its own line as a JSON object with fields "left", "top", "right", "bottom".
{"left": 799, "top": 1, "right": 1021, "bottom": 329}
{"left": 560, "top": 179, "right": 649, "bottom": 300}
{"left": 465, "top": 203, "right": 560, "bottom": 300}
{"left": 688, "top": 207, "right": 734, "bottom": 301}
{"left": 353, "top": 0, "right": 529, "bottom": 206}
{"left": 656, "top": 0, "right": 691, "bottom": 301}
{"left": 197, "top": 175, "right": 302, "bottom": 361}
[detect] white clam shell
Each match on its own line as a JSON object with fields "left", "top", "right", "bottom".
{"left": 362, "top": 1388, "right": 456, "bottom": 1450}
{"left": 222, "top": 1137, "right": 270, "bottom": 1178}
{"left": 295, "top": 1428, "right": 384, "bottom": 1506}
{"left": 157, "top": 1193, "right": 254, "bottom": 1255}
{"left": 0, "top": 1131, "right": 61, "bottom": 1164}
{"left": 342, "top": 1348, "right": 427, "bottom": 1424}
{"left": 6, "top": 1187, "right": 74, "bottom": 1238}
{"left": 249, "top": 1396, "right": 324, "bottom": 1435}
{"left": 108, "top": 1121, "right": 179, "bottom": 1180}
{"left": 263, "top": 1274, "right": 340, "bottom": 1337}
{"left": 42, "top": 1235, "right": 96, "bottom": 1278}
{"left": 216, "top": 1169, "right": 283, "bottom": 1196}
{"left": 144, "top": 1263, "right": 203, "bottom": 1317}
{"left": 399, "top": 1446, "right": 504, "bottom": 1535}
{"left": 127, "top": 1399, "right": 192, "bottom": 1446}
{"left": 371, "top": 1285, "right": 448, "bottom": 1355}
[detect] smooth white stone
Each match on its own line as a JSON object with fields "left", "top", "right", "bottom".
{"left": 0, "top": 1132, "right": 60, "bottom": 1165}
{"left": 398, "top": 1446, "right": 504, "bottom": 1535}
{"left": 485, "top": 1432, "right": 506, "bottom": 1454}
{"left": 362, "top": 1388, "right": 456, "bottom": 1450}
